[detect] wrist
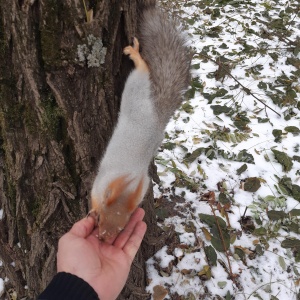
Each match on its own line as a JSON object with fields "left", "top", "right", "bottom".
{"left": 38, "top": 272, "right": 99, "bottom": 300}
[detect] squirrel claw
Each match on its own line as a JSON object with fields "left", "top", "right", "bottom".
{"left": 87, "top": 209, "right": 100, "bottom": 225}
{"left": 132, "top": 37, "right": 139, "bottom": 52}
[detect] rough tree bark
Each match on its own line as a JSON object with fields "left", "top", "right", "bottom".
{"left": 0, "top": 0, "right": 162, "bottom": 299}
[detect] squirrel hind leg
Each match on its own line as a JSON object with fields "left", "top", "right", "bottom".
{"left": 123, "top": 37, "right": 149, "bottom": 73}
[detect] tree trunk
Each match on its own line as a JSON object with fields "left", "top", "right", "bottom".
{"left": 0, "top": 0, "right": 161, "bottom": 298}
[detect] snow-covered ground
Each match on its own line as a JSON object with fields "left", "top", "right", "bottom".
{"left": 146, "top": 0, "right": 300, "bottom": 299}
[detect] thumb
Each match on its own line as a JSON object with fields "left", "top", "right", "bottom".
{"left": 69, "top": 216, "right": 95, "bottom": 238}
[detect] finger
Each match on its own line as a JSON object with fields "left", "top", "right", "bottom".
{"left": 113, "top": 208, "right": 145, "bottom": 249}
{"left": 122, "top": 221, "right": 147, "bottom": 262}
{"left": 69, "top": 216, "right": 95, "bottom": 238}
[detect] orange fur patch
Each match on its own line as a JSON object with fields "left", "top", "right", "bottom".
{"left": 91, "top": 198, "right": 100, "bottom": 211}
{"left": 104, "top": 175, "right": 144, "bottom": 212}
{"left": 105, "top": 175, "right": 132, "bottom": 206}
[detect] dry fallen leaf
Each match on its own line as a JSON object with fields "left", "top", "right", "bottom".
{"left": 153, "top": 285, "right": 168, "bottom": 300}
{"left": 202, "top": 227, "right": 212, "bottom": 241}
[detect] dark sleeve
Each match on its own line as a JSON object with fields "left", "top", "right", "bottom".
{"left": 37, "top": 272, "right": 99, "bottom": 300}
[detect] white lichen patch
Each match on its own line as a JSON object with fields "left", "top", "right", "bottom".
{"left": 77, "top": 34, "right": 107, "bottom": 68}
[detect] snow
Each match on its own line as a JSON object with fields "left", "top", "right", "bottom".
{"left": 155, "top": 246, "right": 175, "bottom": 268}
{"left": 0, "top": 279, "right": 4, "bottom": 298}
{"left": 147, "top": 0, "right": 300, "bottom": 299}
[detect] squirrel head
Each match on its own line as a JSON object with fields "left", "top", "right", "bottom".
{"left": 91, "top": 175, "right": 144, "bottom": 241}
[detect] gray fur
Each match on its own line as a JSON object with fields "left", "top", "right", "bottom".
{"left": 91, "top": 70, "right": 159, "bottom": 203}
{"left": 139, "top": 8, "right": 191, "bottom": 129}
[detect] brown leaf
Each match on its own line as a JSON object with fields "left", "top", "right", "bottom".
{"left": 202, "top": 227, "right": 212, "bottom": 241}
{"left": 243, "top": 177, "right": 261, "bottom": 192}
{"left": 178, "top": 244, "right": 189, "bottom": 249}
{"left": 153, "top": 285, "right": 168, "bottom": 300}
{"left": 223, "top": 202, "right": 231, "bottom": 210}
{"left": 234, "top": 245, "right": 254, "bottom": 255}
{"left": 181, "top": 269, "right": 192, "bottom": 275}
{"left": 201, "top": 191, "right": 216, "bottom": 204}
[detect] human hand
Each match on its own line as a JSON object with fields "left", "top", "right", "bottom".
{"left": 57, "top": 208, "right": 147, "bottom": 300}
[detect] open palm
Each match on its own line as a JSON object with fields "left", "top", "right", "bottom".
{"left": 57, "top": 208, "right": 147, "bottom": 300}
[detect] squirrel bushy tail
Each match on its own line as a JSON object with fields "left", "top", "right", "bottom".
{"left": 139, "top": 8, "right": 191, "bottom": 128}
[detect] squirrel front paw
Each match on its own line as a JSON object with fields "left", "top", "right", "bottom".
{"left": 123, "top": 37, "right": 149, "bottom": 72}
{"left": 87, "top": 208, "right": 100, "bottom": 225}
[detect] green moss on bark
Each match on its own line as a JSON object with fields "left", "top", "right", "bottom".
{"left": 0, "top": 8, "right": 5, "bottom": 58}
{"left": 28, "top": 196, "right": 42, "bottom": 219}
{"left": 41, "top": 91, "right": 64, "bottom": 140}
{"left": 40, "top": 0, "right": 75, "bottom": 69}
{"left": 5, "top": 176, "right": 17, "bottom": 215}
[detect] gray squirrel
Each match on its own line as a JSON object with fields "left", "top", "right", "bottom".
{"left": 90, "top": 8, "right": 191, "bottom": 241}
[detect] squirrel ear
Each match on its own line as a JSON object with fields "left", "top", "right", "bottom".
{"left": 126, "top": 178, "right": 144, "bottom": 212}
{"left": 105, "top": 175, "right": 131, "bottom": 206}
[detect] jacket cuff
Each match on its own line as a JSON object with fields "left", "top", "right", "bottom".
{"left": 38, "top": 272, "right": 99, "bottom": 300}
